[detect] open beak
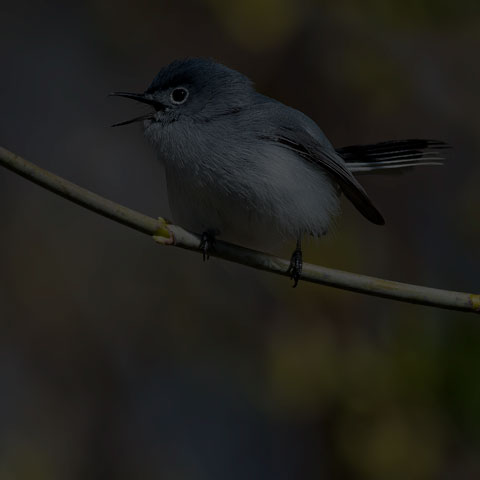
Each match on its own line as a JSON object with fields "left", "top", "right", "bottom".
{"left": 109, "top": 91, "right": 166, "bottom": 127}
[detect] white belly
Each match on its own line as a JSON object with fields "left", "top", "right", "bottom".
{"left": 161, "top": 143, "right": 341, "bottom": 250}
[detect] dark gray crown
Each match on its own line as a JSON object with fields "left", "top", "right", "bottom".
{"left": 146, "top": 58, "right": 253, "bottom": 94}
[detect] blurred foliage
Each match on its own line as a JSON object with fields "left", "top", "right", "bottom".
{"left": 263, "top": 317, "right": 480, "bottom": 478}
{"left": 205, "top": 0, "right": 303, "bottom": 51}
{"left": 333, "top": 0, "right": 480, "bottom": 29}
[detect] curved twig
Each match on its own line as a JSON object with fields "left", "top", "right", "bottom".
{"left": 1, "top": 145, "right": 478, "bottom": 314}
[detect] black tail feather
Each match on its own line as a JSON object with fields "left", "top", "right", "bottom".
{"left": 337, "top": 139, "right": 450, "bottom": 174}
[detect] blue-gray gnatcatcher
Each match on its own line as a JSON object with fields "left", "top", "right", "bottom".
{"left": 111, "top": 58, "right": 447, "bottom": 286}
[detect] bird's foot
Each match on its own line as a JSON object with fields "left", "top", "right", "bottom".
{"left": 199, "top": 231, "right": 216, "bottom": 261}
{"left": 287, "top": 248, "right": 303, "bottom": 288}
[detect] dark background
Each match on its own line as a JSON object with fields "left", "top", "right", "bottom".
{"left": 1, "top": 1, "right": 480, "bottom": 478}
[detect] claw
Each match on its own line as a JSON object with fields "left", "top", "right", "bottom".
{"left": 287, "top": 248, "right": 303, "bottom": 288}
{"left": 199, "top": 231, "right": 216, "bottom": 261}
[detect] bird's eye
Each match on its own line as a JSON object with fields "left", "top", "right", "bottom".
{"left": 170, "top": 87, "right": 189, "bottom": 105}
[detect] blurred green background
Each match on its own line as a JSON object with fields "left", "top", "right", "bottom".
{"left": 1, "top": 1, "right": 480, "bottom": 478}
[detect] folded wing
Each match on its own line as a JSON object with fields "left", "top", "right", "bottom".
{"left": 261, "top": 126, "right": 385, "bottom": 225}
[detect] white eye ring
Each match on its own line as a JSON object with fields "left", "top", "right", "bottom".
{"left": 170, "top": 87, "right": 189, "bottom": 105}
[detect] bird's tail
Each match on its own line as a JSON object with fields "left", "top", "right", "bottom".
{"left": 337, "top": 139, "right": 449, "bottom": 174}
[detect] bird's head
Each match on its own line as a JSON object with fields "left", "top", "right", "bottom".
{"left": 110, "top": 58, "right": 255, "bottom": 133}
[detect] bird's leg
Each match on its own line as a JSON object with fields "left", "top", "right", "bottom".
{"left": 287, "top": 238, "right": 303, "bottom": 288}
{"left": 199, "top": 230, "right": 216, "bottom": 261}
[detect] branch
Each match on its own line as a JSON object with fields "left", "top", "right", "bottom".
{"left": 1, "top": 145, "right": 478, "bottom": 314}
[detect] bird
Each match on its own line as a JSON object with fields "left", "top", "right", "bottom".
{"left": 111, "top": 57, "right": 448, "bottom": 287}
